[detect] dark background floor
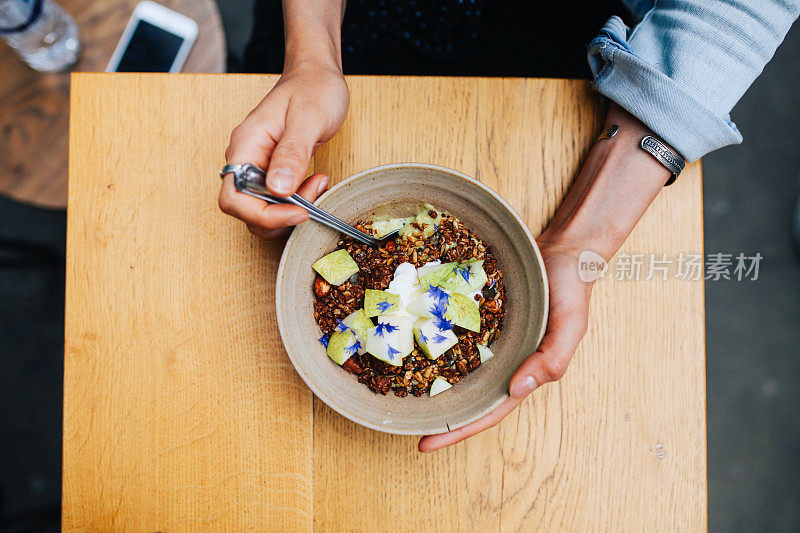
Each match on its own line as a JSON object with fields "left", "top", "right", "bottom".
{"left": 702, "top": 21, "right": 800, "bottom": 531}
{"left": 1, "top": 2, "right": 798, "bottom": 531}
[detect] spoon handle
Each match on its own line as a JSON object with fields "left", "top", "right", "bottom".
{"left": 226, "top": 163, "right": 379, "bottom": 246}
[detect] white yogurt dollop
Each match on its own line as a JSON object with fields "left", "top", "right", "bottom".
{"left": 386, "top": 262, "right": 423, "bottom": 320}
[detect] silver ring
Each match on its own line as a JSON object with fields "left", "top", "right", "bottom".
{"left": 220, "top": 163, "right": 245, "bottom": 180}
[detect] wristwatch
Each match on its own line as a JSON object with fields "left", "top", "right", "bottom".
{"left": 597, "top": 125, "right": 684, "bottom": 186}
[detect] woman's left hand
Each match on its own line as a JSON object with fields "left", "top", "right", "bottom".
{"left": 417, "top": 103, "right": 673, "bottom": 452}
{"left": 418, "top": 237, "right": 592, "bottom": 452}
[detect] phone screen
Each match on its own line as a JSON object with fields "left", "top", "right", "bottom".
{"left": 115, "top": 20, "right": 185, "bottom": 72}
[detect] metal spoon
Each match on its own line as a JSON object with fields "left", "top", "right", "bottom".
{"left": 221, "top": 163, "right": 395, "bottom": 246}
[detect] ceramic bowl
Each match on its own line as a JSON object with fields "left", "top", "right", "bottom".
{"left": 276, "top": 163, "right": 548, "bottom": 435}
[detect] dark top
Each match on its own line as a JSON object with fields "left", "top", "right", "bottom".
{"left": 243, "top": 0, "right": 627, "bottom": 78}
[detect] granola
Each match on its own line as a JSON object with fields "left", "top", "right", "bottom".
{"left": 312, "top": 205, "right": 506, "bottom": 396}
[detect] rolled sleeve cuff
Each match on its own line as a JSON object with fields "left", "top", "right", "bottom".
{"left": 588, "top": 16, "right": 743, "bottom": 162}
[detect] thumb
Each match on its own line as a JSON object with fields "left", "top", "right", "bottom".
{"left": 508, "top": 304, "right": 587, "bottom": 398}
{"left": 265, "top": 106, "right": 324, "bottom": 196}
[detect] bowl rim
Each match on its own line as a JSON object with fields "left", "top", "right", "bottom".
{"left": 276, "top": 162, "right": 549, "bottom": 435}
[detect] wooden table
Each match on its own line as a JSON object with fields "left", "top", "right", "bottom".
{"left": 64, "top": 74, "right": 707, "bottom": 531}
{"left": 0, "top": 0, "right": 225, "bottom": 210}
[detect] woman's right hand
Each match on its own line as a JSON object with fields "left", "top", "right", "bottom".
{"left": 219, "top": 62, "right": 350, "bottom": 239}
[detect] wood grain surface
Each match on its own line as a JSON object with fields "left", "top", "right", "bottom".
{"left": 64, "top": 74, "right": 707, "bottom": 531}
{"left": 0, "top": 0, "right": 226, "bottom": 209}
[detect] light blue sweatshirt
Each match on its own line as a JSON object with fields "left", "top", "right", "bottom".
{"left": 588, "top": 1, "right": 800, "bottom": 161}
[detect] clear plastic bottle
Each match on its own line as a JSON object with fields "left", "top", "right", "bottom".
{"left": 0, "top": 0, "right": 80, "bottom": 72}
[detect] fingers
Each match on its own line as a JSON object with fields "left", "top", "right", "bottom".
{"left": 224, "top": 121, "right": 276, "bottom": 170}
{"left": 417, "top": 303, "right": 587, "bottom": 453}
{"left": 221, "top": 113, "right": 329, "bottom": 235}
{"left": 418, "top": 396, "right": 523, "bottom": 453}
{"left": 296, "top": 173, "right": 330, "bottom": 202}
{"left": 265, "top": 104, "right": 325, "bottom": 196}
{"left": 219, "top": 173, "right": 331, "bottom": 239}
{"left": 218, "top": 175, "right": 309, "bottom": 229}
{"left": 417, "top": 300, "right": 588, "bottom": 453}
{"left": 222, "top": 112, "right": 291, "bottom": 233}
{"left": 507, "top": 302, "right": 588, "bottom": 399}
{"left": 251, "top": 173, "right": 328, "bottom": 240}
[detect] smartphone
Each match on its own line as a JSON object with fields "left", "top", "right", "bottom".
{"left": 106, "top": 1, "right": 198, "bottom": 73}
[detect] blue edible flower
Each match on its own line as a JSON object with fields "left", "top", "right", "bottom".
{"left": 434, "top": 316, "right": 453, "bottom": 331}
{"left": 374, "top": 322, "right": 398, "bottom": 337}
{"left": 345, "top": 340, "right": 362, "bottom": 356}
{"left": 459, "top": 265, "right": 471, "bottom": 283}
{"left": 432, "top": 333, "right": 449, "bottom": 344}
{"left": 426, "top": 285, "right": 449, "bottom": 302}
{"left": 335, "top": 319, "right": 350, "bottom": 333}
{"left": 318, "top": 333, "right": 330, "bottom": 347}
{"left": 387, "top": 344, "right": 401, "bottom": 359}
{"left": 376, "top": 300, "right": 393, "bottom": 313}
{"left": 418, "top": 330, "right": 429, "bottom": 345}
{"left": 433, "top": 299, "right": 449, "bottom": 318}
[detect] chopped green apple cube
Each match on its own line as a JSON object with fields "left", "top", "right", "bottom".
{"left": 414, "top": 206, "right": 442, "bottom": 238}
{"left": 406, "top": 286, "right": 449, "bottom": 319}
{"left": 365, "top": 315, "right": 414, "bottom": 366}
{"left": 438, "top": 271, "right": 470, "bottom": 294}
{"left": 371, "top": 217, "right": 413, "bottom": 238}
{"left": 429, "top": 376, "right": 452, "bottom": 397}
{"left": 439, "top": 260, "right": 488, "bottom": 295}
{"left": 464, "top": 260, "right": 488, "bottom": 288}
{"left": 413, "top": 318, "right": 458, "bottom": 359}
{"left": 400, "top": 204, "right": 443, "bottom": 239}
{"left": 444, "top": 292, "right": 481, "bottom": 332}
{"left": 416, "top": 261, "right": 442, "bottom": 281}
{"left": 364, "top": 289, "right": 401, "bottom": 317}
{"left": 417, "top": 262, "right": 456, "bottom": 289}
{"left": 312, "top": 249, "right": 360, "bottom": 286}
{"left": 327, "top": 330, "right": 361, "bottom": 365}
{"left": 342, "top": 309, "right": 372, "bottom": 339}
{"left": 477, "top": 344, "right": 495, "bottom": 363}
{"left": 341, "top": 309, "right": 373, "bottom": 354}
